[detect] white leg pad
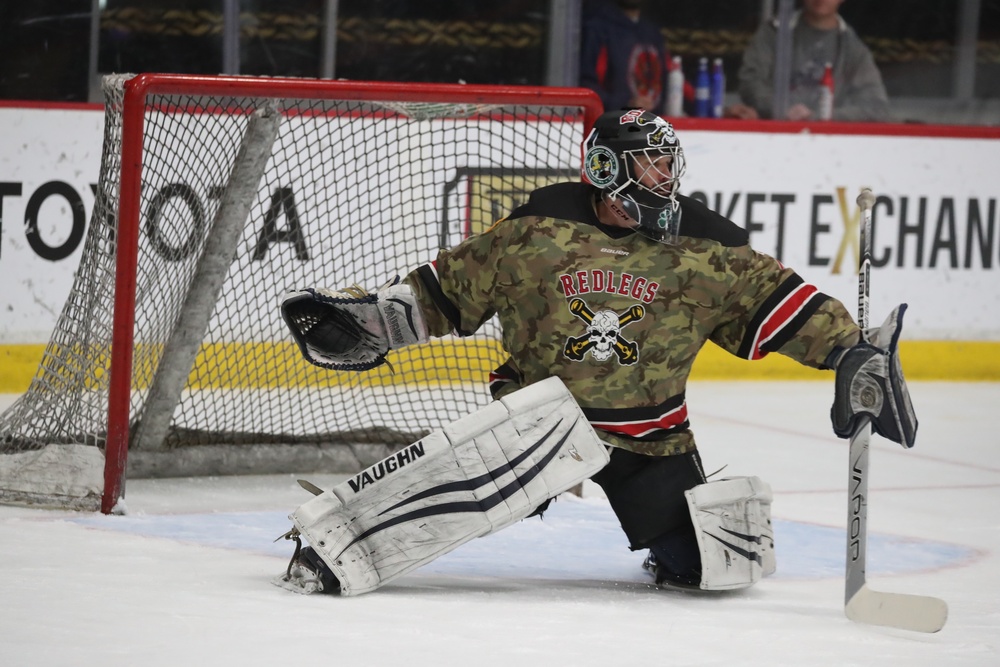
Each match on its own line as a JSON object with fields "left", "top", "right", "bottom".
{"left": 288, "top": 376, "right": 610, "bottom": 596}
{"left": 684, "top": 476, "right": 775, "bottom": 591}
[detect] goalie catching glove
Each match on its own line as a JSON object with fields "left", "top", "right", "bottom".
{"left": 281, "top": 279, "right": 428, "bottom": 371}
{"left": 830, "top": 303, "right": 918, "bottom": 448}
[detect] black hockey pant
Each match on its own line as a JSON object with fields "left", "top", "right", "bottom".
{"left": 591, "top": 447, "right": 707, "bottom": 586}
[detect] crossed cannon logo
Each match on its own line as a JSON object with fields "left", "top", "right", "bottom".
{"left": 634, "top": 112, "right": 677, "bottom": 147}
{"left": 563, "top": 298, "right": 644, "bottom": 365}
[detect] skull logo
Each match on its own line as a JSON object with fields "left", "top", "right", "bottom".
{"left": 587, "top": 310, "right": 621, "bottom": 361}
{"left": 563, "top": 298, "right": 645, "bottom": 365}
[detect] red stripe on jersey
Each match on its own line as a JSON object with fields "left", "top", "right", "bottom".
{"left": 590, "top": 401, "right": 688, "bottom": 439}
{"left": 749, "top": 283, "right": 819, "bottom": 360}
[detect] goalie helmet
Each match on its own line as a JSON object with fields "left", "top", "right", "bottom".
{"left": 582, "top": 109, "right": 686, "bottom": 244}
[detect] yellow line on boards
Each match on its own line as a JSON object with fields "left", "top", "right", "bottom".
{"left": 1, "top": 340, "right": 998, "bottom": 395}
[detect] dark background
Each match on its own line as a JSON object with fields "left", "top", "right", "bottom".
{"left": 1, "top": 1, "right": 998, "bottom": 105}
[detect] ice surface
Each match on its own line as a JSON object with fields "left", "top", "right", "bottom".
{"left": 1, "top": 381, "right": 997, "bottom": 666}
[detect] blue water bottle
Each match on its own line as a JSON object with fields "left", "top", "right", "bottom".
{"left": 711, "top": 58, "right": 726, "bottom": 118}
{"left": 695, "top": 57, "right": 710, "bottom": 118}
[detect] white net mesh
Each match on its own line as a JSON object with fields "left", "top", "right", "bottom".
{"left": 0, "top": 75, "right": 594, "bottom": 510}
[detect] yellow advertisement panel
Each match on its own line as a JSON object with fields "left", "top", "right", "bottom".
{"left": 466, "top": 170, "right": 575, "bottom": 237}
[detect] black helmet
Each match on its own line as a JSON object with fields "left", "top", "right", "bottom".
{"left": 582, "top": 109, "right": 686, "bottom": 244}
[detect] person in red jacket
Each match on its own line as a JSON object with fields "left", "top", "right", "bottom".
{"left": 580, "top": 0, "right": 673, "bottom": 115}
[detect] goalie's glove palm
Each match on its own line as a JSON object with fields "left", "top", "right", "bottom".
{"left": 281, "top": 282, "right": 427, "bottom": 372}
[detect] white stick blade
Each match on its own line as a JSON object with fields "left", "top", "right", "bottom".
{"left": 846, "top": 585, "right": 948, "bottom": 633}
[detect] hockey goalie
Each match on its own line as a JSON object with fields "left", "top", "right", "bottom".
{"left": 274, "top": 109, "right": 916, "bottom": 596}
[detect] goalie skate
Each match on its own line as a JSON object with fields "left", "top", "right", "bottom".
{"left": 640, "top": 551, "right": 706, "bottom": 592}
{"left": 272, "top": 531, "right": 341, "bottom": 595}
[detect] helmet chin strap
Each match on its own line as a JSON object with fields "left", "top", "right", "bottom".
{"left": 602, "top": 192, "right": 639, "bottom": 229}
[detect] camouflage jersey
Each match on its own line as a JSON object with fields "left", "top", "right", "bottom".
{"left": 404, "top": 182, "right": 860, "bottom": 457}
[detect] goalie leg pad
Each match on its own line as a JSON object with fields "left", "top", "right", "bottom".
{"left": 282, "top": 377, "right": 610, "bottom": 596}
{"left": 831, "top": 304, "right": 918, "bottom": 448}
{"left": 684, "top": 476, "right": 775, "bottom": 591}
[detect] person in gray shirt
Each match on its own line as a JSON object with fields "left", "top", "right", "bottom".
{"left": 727, "top": 0, "right": 893, "bottom": 121}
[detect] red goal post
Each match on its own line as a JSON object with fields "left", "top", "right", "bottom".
{"left": 0, "top": 73, "right": 601, "bottom": 514}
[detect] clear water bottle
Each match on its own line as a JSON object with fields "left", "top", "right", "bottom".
{"left": 711, "top": 58, "right": 726, "bottom": 119}
{"left": 818, "top": 62, "right": 834, "bottom": 120}
{"left": 695, "top": 57, "right": 710, "bottom": 118}
{"left": 667, "top": 55, "right": 684, "bottom": 118}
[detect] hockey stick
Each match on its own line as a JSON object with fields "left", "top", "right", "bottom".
{"left": 844, "top": 188, "right": 948, "bottom": 633}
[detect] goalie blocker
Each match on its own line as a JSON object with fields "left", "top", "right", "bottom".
{"left": 273, "top": 377, "right": 610, "bottom": 596}
{"left": 830, "top": 304, "right": 917, "bottom": 448}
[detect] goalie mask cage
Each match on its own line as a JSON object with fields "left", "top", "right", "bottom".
{"left": 0, "top": 73, "right": 602, "bottom": 513}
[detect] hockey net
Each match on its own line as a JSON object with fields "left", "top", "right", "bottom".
{"left": 0, "top": 73, "right": 601, "bottom": 513}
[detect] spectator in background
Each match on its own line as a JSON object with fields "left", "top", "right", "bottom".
{"left": 580, "top": 0, "right": 671, "bottom": 115}
{"left": 727, "top": 0, "right": 893, "bottom": 121}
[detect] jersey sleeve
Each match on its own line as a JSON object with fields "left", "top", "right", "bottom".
{"left": 402, "top": 219, "right": 513, "bottom": 338}
{"left": 710, "top": 247, "right": 860, "bottom": 369}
